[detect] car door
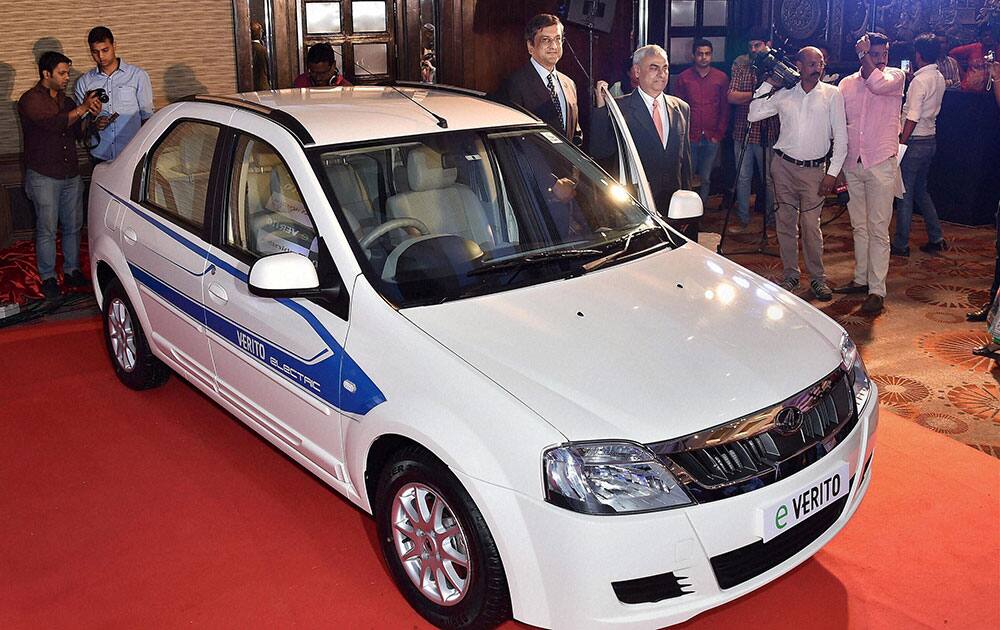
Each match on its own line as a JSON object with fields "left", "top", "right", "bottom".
{"left": 119, "top": 118, "right": 225, "bottom": 391}
{"left": 601, "top": 85, "right": 657, "bottom": 215}
{"left": 202, "top": 117, "right": 357, "bottom": 495}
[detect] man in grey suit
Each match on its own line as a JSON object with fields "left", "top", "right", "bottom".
{"left": 590, "top": 45, "right": 693, "bottom": 226}
{"left": 493, "top": 14, "right": 583, "bottom": 146}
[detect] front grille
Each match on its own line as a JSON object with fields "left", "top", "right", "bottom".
{"left": 612, "top": 571, "right": 693, "bottom": 604}
{"left": 648, "top": 368, "right": 858, "bottom": 503}
{"left": 710, "top": 479, "right": 852, "bottom": 589}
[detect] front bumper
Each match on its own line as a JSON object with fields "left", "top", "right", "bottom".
{"left": 456, "top": 387, "right": 878, "bottom": 629}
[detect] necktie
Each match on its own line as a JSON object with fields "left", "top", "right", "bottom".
{"left": 652, "top": 98, "right": 665, "bottom": 146}
{"left": 547, "top": 73, "right": 564, "bottom": 131}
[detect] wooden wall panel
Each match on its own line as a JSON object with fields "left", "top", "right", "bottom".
{"left": 1, "top": 1, "right": 238, "bottom": 158}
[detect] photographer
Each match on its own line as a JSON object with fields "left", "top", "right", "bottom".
{"left": 833, "top": 33, "right": 905, "bottom": 315}
{"left": 748, "top": 47, "right": 847, "bottom": 301}
{"left": 17, "top": 51, "right": 103, "bottom": 300}
{"left": 75, "top": 26, "right": 154, "bottom": 164}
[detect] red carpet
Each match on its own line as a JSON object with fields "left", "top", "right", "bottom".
{"left": 1, "top": 317, "right": 998, "bottom": 629}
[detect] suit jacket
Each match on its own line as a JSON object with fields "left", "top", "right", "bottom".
{"left": 589, "top": 90, "right": 693, "bottom": 212}
{"left": 493, "top": 62, "right": 583, "bottom": 146}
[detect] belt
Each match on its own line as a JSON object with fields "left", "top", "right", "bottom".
{"left": 774, "top": 149, "right": 826, "bottom": 168}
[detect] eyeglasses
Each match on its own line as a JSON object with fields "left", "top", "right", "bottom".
{"left": 538, "top": 35, "right": 564, "bottom": 47}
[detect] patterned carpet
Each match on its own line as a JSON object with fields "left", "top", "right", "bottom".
{"left": 703, "top": 200, "right": 1000, "bottom": 458}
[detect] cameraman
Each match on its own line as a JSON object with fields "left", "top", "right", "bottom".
{"left": 75, "top": 26, "right": 154, "bottom": 165}
{"left": 17, "top": 51, "right": 103, "bottom": 299}
{"left": 728, "top": 27, "right": 780, "bottom": 232}
{"left": 748, "top": 47, "right": 847, "bottom": 301}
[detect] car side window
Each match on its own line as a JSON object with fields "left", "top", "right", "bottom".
{"left": 145, "top": 121, "right": 219, "bottom": 228}
{"left": 226, "top": 134, "right": 319, "bottom": 264}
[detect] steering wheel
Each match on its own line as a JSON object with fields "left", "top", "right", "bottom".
{"left": 359, "top": 217, "right": 430, "bottom": 250}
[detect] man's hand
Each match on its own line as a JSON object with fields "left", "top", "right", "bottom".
{"left": 855, "top": 35, "right": 870, "bottom": 60}
{"left": 96, "top": 116, "right": 112, "bottom": 130}
{"left": 82, "top": 91, "right": 103, "bottom": 116}
{"left": 765, "top": 75, "right": 784, "bottom": 88}
{"left": 819, "top": 174, "right": 837, "bottom": 196}
{"left": 551, "top": 177, "right": 577, "bottom": 202}
{"left": 595, "top": 80, "right": 608, "bottom": 108}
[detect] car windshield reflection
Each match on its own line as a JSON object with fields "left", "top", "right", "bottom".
{"left": 313, "top": 128, "right": 678, "bottom": 307}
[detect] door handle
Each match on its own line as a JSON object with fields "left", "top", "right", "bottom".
{"left": 208, "top": 283, "right": 228, "bottom": 305}
{"left": 123, "top": 227, "right": 137, "bottom": 244}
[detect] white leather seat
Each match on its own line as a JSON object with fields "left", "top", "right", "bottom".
{"left": 386, "top": 147, "right": 494, "bottom": 248}
{"left": 324, "top": 160, "right": 376, "bottom": 239}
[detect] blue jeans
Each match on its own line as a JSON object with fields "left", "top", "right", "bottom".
{"left": 734, "top": 142, "right": 774, "bottom": 226}
{"left": 893, "top": 137, "right": 943, "bottom": 250}
{"left": 24, "top": 170, "right": 84, "bottom": 281}
{"left": 691, "top": 138, "right": 719, "bottom": 205}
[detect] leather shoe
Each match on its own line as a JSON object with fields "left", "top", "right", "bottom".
{"left": 967, "top": 303, "right": 990, "bottom": 322}
{"left": 972, "top": 344, "right": 1000, "bottom": 360}
{"left": 833, "top": 281, "right": 869, "bottom": 294}
{"left": 919, "top": 239, "right": 948, "bottom": 254}
{"left": 860, "top": 293, "right": 884, "bottom": 314}
{"left": 890, "top": 245, "right": 910, "bottom": 257}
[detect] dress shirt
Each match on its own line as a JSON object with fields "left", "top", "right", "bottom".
{"left": 17, "top": 82, "right": 84, "bottom": 179}
{"left": 729, "top": 56, "right": 779, "bottom": 145}
{"left": 636, "top": 88, "right": 669, "bottom": 148}
{"left": 672, "top": 66, "right": 729, "bottom": 142}
{"left": 749, "top": 80, "right": 848, "bottom": 177}
{"left": 530, "top": 57, "right": 566, "bottom": 130}
{"left": 75, "top": 59, "right": 154, "bottom": 161}
{"left": 902, "top": 64, "right": 945, "bottom": 137}
{"left": 839, "top": 67, "right": 905, "bottom": 169}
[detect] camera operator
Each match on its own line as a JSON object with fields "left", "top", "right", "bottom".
{"left": 833, "top": 33, "right": 905, "bottom": 315}
{"left": 748, "top": 46, "right": 847, "bottom": 301}
{"left": 17, "top": 51, "right": 103, "bottom": 300}
{"left": 75, "top": 26, "right": 154, "bottom": 165}
{"left": 728, "top": 27, "right": 780, "bottom": 232}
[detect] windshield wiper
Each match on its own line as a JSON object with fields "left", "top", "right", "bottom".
{"left": 582, "top": 226, "right": 667, "bottom": 272}
{"left": 467, "top": 248, "right": 603, "bottom": 278}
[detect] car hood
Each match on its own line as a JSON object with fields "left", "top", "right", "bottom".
{"left": 401, "top": 243, "right": 846, "bottom": 444}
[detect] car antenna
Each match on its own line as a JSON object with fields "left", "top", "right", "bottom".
{"left": 328, "top": 49, "right": 448, "bottom": 128}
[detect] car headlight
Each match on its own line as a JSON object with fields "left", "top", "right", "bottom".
{"left": 841, "top": 333, "right": 872, "bottom": 411}
{"left": 543, "top": 441, "right": 693, "bottom": 515}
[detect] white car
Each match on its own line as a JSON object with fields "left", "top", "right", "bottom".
{"left": 88, "top": 85, "right": 877, "bottom": 629}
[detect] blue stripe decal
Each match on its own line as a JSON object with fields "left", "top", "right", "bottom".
{"left": 107, "top": 185, "right": 385, "bottom": 415}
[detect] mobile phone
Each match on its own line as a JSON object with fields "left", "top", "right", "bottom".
{"left": 900, "top": 59, "right": 911, "bottom": 73}
{"left": 106, "top": 112, "right": 120, "bottom": 123}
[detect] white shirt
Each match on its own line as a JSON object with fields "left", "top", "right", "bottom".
{"left": 636, "top": 88, "right": 669, "bottom": 148}
{"left": 902, "top": 63, "right": 946, "bottom": 137}
{"left": 531, "top": 57, "right": 566, "bottom": 130}
{"left": 749, "top": 80, "right": 848, "bottom": 177}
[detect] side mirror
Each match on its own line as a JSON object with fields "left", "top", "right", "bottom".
{"left": 248, "top": 252, "right": 322, "bottom": 298}
{"left": 667, "top": 190, "right": 704, "bottom": 220}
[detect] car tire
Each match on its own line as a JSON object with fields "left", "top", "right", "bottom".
{"left": 102, "top": 279, "right": 170, "bottom": 390}
{"left": 375, "top": 445, "right": 511, "bottom": 629}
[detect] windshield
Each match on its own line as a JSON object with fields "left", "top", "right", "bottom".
{"left": 313, "top": 128, "right": 679, "bottom": 307}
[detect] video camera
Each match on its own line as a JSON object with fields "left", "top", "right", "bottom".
{"left": 751, "top": 46, "right": 800, "bottom": 90}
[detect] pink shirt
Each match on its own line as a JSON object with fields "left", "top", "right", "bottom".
{"left": 839, "top": 67, "right": 905, "bottom": 169}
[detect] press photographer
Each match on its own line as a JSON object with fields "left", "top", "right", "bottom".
{"left": 748, "top": 46, "right": 848, "bottom": 302}
{"left": 17, "top": 51, "right": 104, "bottom": 300}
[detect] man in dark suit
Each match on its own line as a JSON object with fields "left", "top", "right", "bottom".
{"left": 493, "top": 13, "right": 583, "bottom": 146}
{"left": 590, "top": 45, "right": 693, "bottom": 222}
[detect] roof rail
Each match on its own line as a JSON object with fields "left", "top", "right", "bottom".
{"left": 392, "top": 81, "right": 543, "bottom": 124}
{"left": 392, "top": 81, "right": 487, "bottom": 98}
{"left": 178, "top": 94, "right": 315, "bottom": 145}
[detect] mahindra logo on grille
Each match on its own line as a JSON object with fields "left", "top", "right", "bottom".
{"left": 774, "top": 406, "right": 804, "bottom": 434}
